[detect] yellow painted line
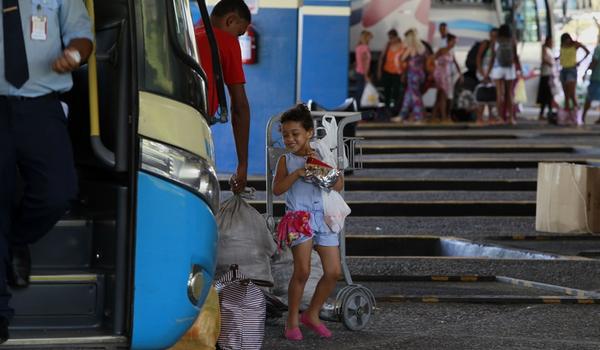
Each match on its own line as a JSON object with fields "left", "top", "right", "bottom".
{"left": 542, "top": 298, "right": 562, "bottom": 304}
{"left": 302, "top": 5, "right": 351, "bottom": 16}
{"left": 206, "top": 0, "right": 301, "bottom": 8}
{"left": 422, "top": 297, "right": 439, "bottom": 303}
{"left": 577, "top": 299, "right": 595, "bottom": 304}
{"left": 461, "top": 276, "right": 479, "bottom": 282}
{"left": 431, "top": 276, "right": 449, "bottom": 282}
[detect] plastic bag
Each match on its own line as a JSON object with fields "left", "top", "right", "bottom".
{"left": 360, "top": 82, "right": 379, "bottom": 108}
{"left": 322, "top": 190, "right": 351, "bottom": 233}
{"left": 169, "top": 287, "right": 220, "bottom": 350}
{"left": 270, "top": 248, "right": 323, "bottom": 309}
{"left": 216, "top": 194, "right": 277, "bottom": 283}
{"left": 216, "top": 266, "right": 265, "bottom": 350}
{"left": 318, "top": 115, "right": 349, "bottom": 169}
{"left": 557, "top": 108, "right": 582, "bottom": 126}
{"left": 514, "top": 78, "right": 527, "bottom": 103}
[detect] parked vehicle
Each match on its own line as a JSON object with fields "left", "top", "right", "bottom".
{"left": 7, "top": 0, "right": 224, "bottom": 348}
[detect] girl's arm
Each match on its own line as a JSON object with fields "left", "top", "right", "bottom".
{"left": 513, "top": 41, "right": 522, "bottom": 73}
{"left": 577, "top": 42, "right": 591, "bottom": 66}
{"left": 485, "top": 49, "right": 496, "bottom": 78}
{"left": 332, "top": 174, "right": 344, "bottom": 192}
{"left": 273, "top": 156, "right": 304, "bottom": 196}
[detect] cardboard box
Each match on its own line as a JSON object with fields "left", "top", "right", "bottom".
{"left": 536, "top": 162, "right": 600, "bottom": 233}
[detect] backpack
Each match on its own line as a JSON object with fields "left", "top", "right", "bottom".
{"left": 496, "top": 40, "right": 514, "bottom": 67}
{"left": 465, "top": 41, "right": 482, "bottom": 72}
{"left": 216, "top": 265, "right": 266, "bottom": 350}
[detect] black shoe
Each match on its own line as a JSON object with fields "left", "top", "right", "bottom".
{"left": 0, "top": 316, "right": 9, "bottom": 343}
{"left": 7, "top": 245, "right": 31, "bottom": 289}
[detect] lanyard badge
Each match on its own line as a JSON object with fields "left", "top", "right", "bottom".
{"left": 30, "top": 4, "right": 48, "bottom": 41}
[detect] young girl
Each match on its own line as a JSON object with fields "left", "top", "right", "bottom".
{"left": 559, "top": 33, "right": 589, "bottom": 112}
{"left": 273, "top": 104, "right": 343, "bottom": 341}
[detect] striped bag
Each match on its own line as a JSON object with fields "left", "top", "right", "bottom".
{"left": 215, "top": 265, "right": 266, "bottom": 350}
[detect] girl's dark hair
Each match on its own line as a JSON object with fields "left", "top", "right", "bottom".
{"left": 447, "top": 33, "right": 456, "bottom": 42}
{"left": 561, "top": 33, "right": 572, "bottom": 46}
{"left": 498, "top": 24, "right": 512, "bottom": 39}
{"left": 281, "top": 104, "right": 313, "bottom": 131}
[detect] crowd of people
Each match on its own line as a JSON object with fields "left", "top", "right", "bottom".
{"left": 355, "top": 22, "right": 600, "bottom": 125}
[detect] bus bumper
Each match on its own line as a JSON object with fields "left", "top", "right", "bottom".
{"left": 131, "top": 172, "right": 218, "bottom": 349}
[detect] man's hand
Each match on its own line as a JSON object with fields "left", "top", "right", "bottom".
{"left": 52, "top": 49, "right": 81, "bottom": 73}
{"left": 230, "top": 164, "right": 248, "bottom": 194}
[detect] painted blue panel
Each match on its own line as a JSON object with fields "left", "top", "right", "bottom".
{"left": 300, "top": 14, "right": 350, "bottom": 109}
{"left": 131, "top": 172, "right": 218, "bottom": 349}
{"left": 210, "top": 8, "right": 299, "bottom": 175}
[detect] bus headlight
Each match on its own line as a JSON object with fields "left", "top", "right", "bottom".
{"left": 187, "top": 264, "right": 205, "bottom": 307}
{"left": 140, "top": 138, "right": 220, "bottom": 213}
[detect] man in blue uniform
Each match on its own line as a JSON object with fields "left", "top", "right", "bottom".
{"left": 0, "top": 0, "right": 93, "bottom": 341}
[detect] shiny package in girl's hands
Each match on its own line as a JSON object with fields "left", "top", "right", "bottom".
{"left": 304, "top": 156, "right": 341, "bottom": 190}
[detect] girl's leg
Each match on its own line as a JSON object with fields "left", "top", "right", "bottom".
{"left": 355, "top": 74, "right": 366, "bottom": 109}
{"left": 440, "top": 90, "right": 448, "bottom": 121}
{"left": 432, "top": 89, "right": 440, "bottom": 120}
{"left": 304, "top": 245, "right": 342, "bottom": 325}
{"left": 567, "top": 81, "right": 578, "bottom": 109}
{"left": 506, "top": 79, "right": 516, "bottom": 124}
{"left": 539, "top": 103, "right": 546, "bottom": 120}
{"left": 413, "top": 88, "right": 425, "bottom": 121}
{"left": 286, "top": 240, "right": 313, "bottom": 329}
{"left": 495, "top": 79, "right": 505, "bottom": 122}
{"left": 562, "top": 81, "right": 571, "bottom": 110}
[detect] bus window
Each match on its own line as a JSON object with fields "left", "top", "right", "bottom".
{"left": 140, "top": 0, "right": 207, "bottom": 117}
{"left": 172, "top": 0, "right": 200, "bottom": 61}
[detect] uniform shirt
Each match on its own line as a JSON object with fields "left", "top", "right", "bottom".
{"left": 195, "top": 25, "right": 246, "bottom": 117}
{"left": 0, "top": 0, "right": 93, "bottom": 97}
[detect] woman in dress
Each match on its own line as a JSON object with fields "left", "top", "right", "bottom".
{"left": 392, "top": 29, "right": 427, "bottom": 123}
{"left": 432, "top": 34, "right": 457, "bottom": 122}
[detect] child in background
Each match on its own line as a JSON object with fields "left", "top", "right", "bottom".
{"left": 559, "top": 33, "right": 589, "bottom": 112}
{"left": 273, "top": 104, "right": 343, "bottom": 341}
{"left": 537, "top": 36, "right": 556, "bottom": 121}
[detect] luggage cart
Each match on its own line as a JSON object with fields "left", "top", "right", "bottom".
{"left": 265, "top": 110, "right": 375, "bottom": 331}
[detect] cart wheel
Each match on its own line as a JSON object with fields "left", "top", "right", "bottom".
{"left": 341, "top": 288, "right": 373, "bottom": 331}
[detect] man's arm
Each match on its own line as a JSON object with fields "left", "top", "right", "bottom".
{"left": 227, "top": 83, "right": 250, "bottom": 193}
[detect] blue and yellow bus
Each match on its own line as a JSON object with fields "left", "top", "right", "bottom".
{"left": 6, "top": 0, "right": 222, "bottom": 348}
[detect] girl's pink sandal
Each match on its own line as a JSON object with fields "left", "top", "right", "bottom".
{"left": 300, "top": 313, "right": 332, "bottom": 338}
{"left": 284, "top": 326, "right": 303, "bottom": 341}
